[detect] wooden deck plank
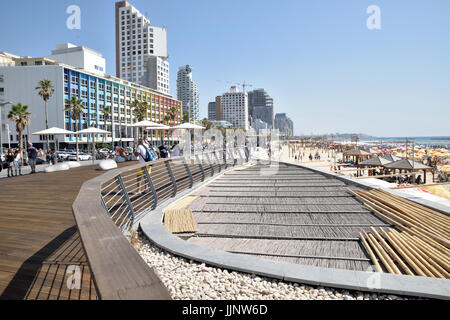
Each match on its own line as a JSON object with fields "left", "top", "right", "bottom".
{"left": 0, "top": 162, "right": 135, "bottom": 300}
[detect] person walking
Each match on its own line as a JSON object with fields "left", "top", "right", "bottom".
{"left": 134, "top": 138, "right": 150, "bottom": 194}
{"left": 5, "top": 149, "right": 15, "bottom": 177}
{"left": 13, "top": 149, "right": 22, "bottom": 176}
{"left": 171, "top": 141, "right": 181, "bottom": 157}
{"left": 28, "top": 143, "right": 37, "bottom": 174}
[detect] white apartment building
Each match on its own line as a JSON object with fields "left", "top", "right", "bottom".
{"left": 221, "top": 86, "right": 249, "bottom": 131}
{"left": 0, "top": 52, "right": 19, "bottom": 66}
{"left": 177, "top": 65, "right": 199, "bottom": 121}
{"left": 115, "top": 1, "right": 169, "bottom": 91}
{"left": 47, "top": 43, "right": 106, "bottom": 76}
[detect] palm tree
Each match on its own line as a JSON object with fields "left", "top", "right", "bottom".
{"left": 103, "top": 106, "right": 111, "bottom": 147}
{"left": 201, "top": 118, "right": 213, "bottom": 130}
{"left": 132, "top": 99, "right": 147, "bottom": 138}
{"left": 65, "top": 97, "right": 84, "bottom": 161}
{"left": 167, "top": 107, "right": 177, "bottom": 126}
{"left": 183, "top": 111, "right": 189, "bottom": 123}
{"left": 35, "top": 79, "right": 55, "bottom": 152}
{"left": 8, "top": 103, "right": 31, "bottom": 166}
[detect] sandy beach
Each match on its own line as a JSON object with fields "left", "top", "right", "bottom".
{"left": 278, "top": 142, "right": 450, "bottom": 199}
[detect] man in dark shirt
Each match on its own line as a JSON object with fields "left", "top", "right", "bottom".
{"left": 27, "top": 143, "right": 37, "bottom": 174}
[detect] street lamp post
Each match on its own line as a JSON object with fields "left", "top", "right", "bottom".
{"left": 0, "top": 101, "right": 13, "bottom": 153}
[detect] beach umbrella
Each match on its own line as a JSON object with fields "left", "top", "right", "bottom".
{"left": 172, "top": 122, "right": 205, "bottom": 130}
{"left": 130, "top": 120, "right": 165, "bottom": 127}
{"left": 145, "top": 125, "right": 172, "bottom": 145}
{"left": 131, "top": 120, "right": 166, "bottom": 144}
{"left": 32, "top": 127, "right": 74, "bottom": 151}
{"left": 76, "top": 127, "right": 110, "bottom": 164}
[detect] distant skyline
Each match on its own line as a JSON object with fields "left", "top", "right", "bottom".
{"left": 0, "top": 0, "right": 449, "bottom": 136}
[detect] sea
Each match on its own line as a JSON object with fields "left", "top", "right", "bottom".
{"left": 359, "top": 136, "right": 450, "bottom": 148}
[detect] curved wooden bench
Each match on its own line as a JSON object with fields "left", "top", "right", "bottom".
{"left": 72, "top": 149, "right": 248, "bottom": 299}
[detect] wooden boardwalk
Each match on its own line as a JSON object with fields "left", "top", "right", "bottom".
{"left": 0, "top": 162, "right": 135, "bottom": 300}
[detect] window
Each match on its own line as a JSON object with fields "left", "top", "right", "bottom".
{"left": 0, "top": 87, "right": 4, "bottom": 95}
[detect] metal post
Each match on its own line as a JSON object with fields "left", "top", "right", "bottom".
{"left": 223, "top": 149, "right": 228, "bottom": 169}
{"left": 115, "top": 175, "right": 135, "bottom": 226}
{"left": 213, "top": 150, "right": 221, "bottom": 172}
{"left": 0, "top": 106, "right": 2, "bottom": 151}
{"left": 142, "top": 165, "right": 158, "bottom": 209}
{"left": 183, "top": 158, "right": 193, "bottom": 188}
{"left": 165, "top": 160, "right": 177, "bottom": 197}
{"left": 244, "top": 146, "right": 249, "bottom": 162}
{"left": 228, "top": 148, "right": 235, "bottom": 166}
{"left": 0, "top": 102, "right": 13, "bottom": 151}
{"left": 195, "top": 154, "right": 205, "bottom": 182}
{"left": 205, "top": 152, "right": 214, "bottom": 177}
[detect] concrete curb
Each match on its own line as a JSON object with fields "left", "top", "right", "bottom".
{"left": 138, "top": 162, "right": 450, "bottom": 300}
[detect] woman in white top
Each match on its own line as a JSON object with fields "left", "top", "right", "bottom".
{"left": 13, "top": 150, "right": 22, "bottom": 176}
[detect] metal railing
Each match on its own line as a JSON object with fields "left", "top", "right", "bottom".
{"left": 72, "top": 147, "right": 249, "bottom": 299}
{"left": 100, "top": 147, "right": 249, "bottom": 233}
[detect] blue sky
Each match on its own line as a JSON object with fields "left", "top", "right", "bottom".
{"left": 1, "top": 0, "right": 449, "bottom": 137}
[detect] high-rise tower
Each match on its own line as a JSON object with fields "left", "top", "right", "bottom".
{"left": 115, "top": 1, "right": 170, "bottom": 94}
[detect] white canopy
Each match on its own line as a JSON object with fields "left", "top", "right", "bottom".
{"left": 172, "top": 122, "right": 205, "bottom": 130}
{"left": 32, "top": 127, "right": 74, "bottom": 135}
{"left": 130, "top": 120, "right": 165, "bottom": 128}
{"left": 76, "top": 127, "right": 110, "bottom": 134}
{"left": 145, "top": 125, "right": 171, "bottom": 130}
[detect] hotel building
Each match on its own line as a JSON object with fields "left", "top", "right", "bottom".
{"left": 0, "top": 56, "right": 181, "bottom": 149}
{"left": 115, "top": 1, "right": 170, "bottom": 94}
{"left": 221, "top": 86, "right": 249, "bottom": 131}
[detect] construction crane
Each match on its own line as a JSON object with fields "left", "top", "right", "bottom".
{"left": 216, "top": 80, "right": 253, "bottom": 93}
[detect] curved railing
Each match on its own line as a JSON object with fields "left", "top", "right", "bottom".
{"left": 72, "top": 147, "right": 249, "bottom": 300}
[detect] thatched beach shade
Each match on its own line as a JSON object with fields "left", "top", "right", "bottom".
{"left": 382, "top": 154, "right": 402, "bottom": 162}
{"left": 384, "top": 159, "right": 433, "bottom": 184}
{"left": 342, "top": 148, "right": 373, "bottom": 163}
{"left": 356, "top": 156, "right": 392, "bottom": 177}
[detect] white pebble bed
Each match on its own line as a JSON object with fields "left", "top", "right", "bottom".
{"left": 135, "top": 235, "right": 414, "bottom": 300}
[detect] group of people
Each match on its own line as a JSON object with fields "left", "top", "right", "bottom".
{"left": 134, "top": 138, "right": 181, "bottom": 164}
{"left": 0, "top": 143, "right": 38, "bottom": 177}
{"left": 1, "top": 149, "right": 23, "bottom": 177}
